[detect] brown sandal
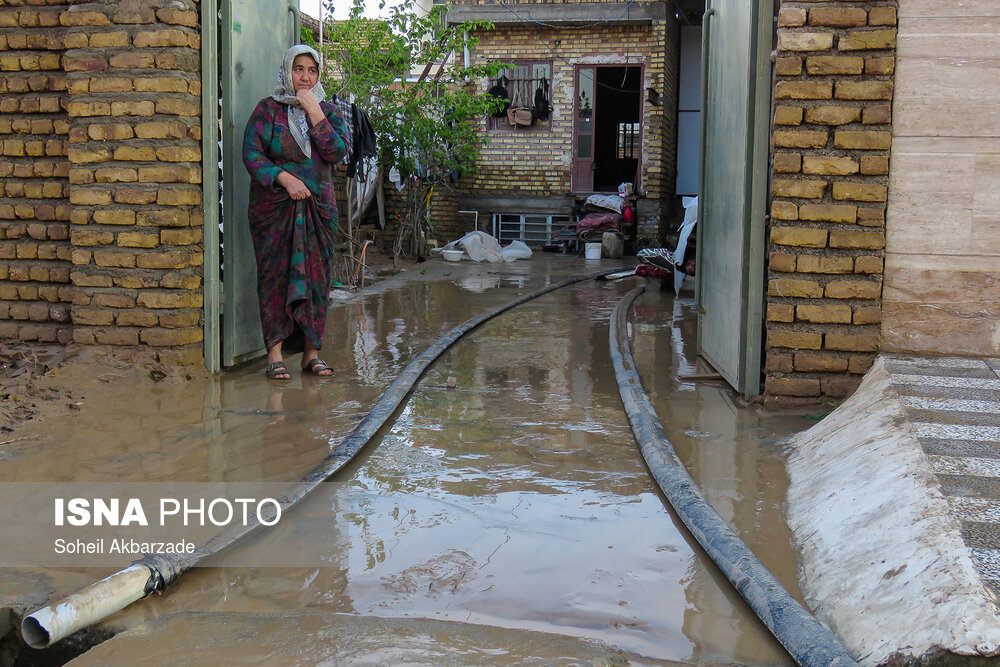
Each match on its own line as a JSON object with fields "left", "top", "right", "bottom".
{"left": 302, "top": 358, "right": 333, "bottom": 376}
{"left": 265, "top": 361, "right": 291, "bottom": 380}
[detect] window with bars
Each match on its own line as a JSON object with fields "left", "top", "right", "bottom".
{"left": 617, "top": 122, "right": 639, "bottom": 159}
{"left": 492, "top": 213, "right": 570, "bottom": 246}
{"left": 487, "top": 61, "right": 552, "bottom": 131}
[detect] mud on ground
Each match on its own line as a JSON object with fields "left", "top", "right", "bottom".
{"left": 0, "top": 341, "right": 211, "bottom": 437}
{"left": 0, "top": 248, "right": 416, "bottom": 437}
{"left": 0, "top": 342, "right": 84, "bottom": 436}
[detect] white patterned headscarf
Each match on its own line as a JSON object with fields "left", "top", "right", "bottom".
{"left": 271, "top": 44, "right": 326, "bottom": 159}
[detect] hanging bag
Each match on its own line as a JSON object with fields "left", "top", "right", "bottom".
{"left": 506, "top": 86, "right": 534, "bottom": 127}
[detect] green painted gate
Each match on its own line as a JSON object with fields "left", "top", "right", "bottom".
{"left": 202, "top": 0, "right": 300, "bottom": 370}
{"left": 696, "top": 0, "right": 773, "bottom": 397}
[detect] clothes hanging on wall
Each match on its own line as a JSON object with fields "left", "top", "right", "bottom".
{"left": 329, "top": 94, "right": 354, "bottom": 157}
{"left": 487, "top": 74, "right": 511, "bottom": 118}
{"left": 532, "top": 76, "right": 550, "bottom": 121}
{"left": 347, "top": 104, "right": 377, "bottom": 178}
{"left": 330, "top": 94, "right": 377, "bottom": 179}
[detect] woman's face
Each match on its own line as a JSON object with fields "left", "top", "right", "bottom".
{"left": 291, "top": 54, "right": 318, "bottom": 92}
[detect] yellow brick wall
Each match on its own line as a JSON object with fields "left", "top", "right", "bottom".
{"left": 1, "top": 0, "right": 204, "bottom": 362}
{"left": 0, "top": 0, "right": 73, "bottom": 344}
{"left": 765, "top": 0, "right": 895, "bottom": 402}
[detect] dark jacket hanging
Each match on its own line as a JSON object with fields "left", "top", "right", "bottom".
{"left": 488, "top": 74, "right": 511, "bottom": 118}
{"left": 345, "top": 102, "right": 377, "bottom": 179}
{"left": 532, "top": 77, "right": 550, "bottom": 121}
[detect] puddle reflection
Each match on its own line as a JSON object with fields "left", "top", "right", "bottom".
{"left": 8, "top": 257, "right": 811, "bottom": 665}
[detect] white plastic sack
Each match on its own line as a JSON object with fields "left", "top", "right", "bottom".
{"left": 501, "top": 240, "right": 532, "bottom": 262}
{"left": 585, "top": 193, "right": 625, "bottom": 213}
{"left": 441, "top": 231, "right": 532, "bottom": 263}
{"left": 442, "top": 231, "right": 504, "bottom": 262}
{"left": 388, "top": 166, "right": 405, "bottom": 192}
{"left": 674, "top": 196, "right": 697, "bottom": 295}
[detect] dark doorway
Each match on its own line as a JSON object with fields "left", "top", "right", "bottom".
{"left": 594, "top": 66, "right": 641, "bottom": 192}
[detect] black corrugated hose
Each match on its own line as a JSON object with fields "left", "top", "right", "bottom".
{"left": 609, "top": 284, "right": 858, "bottom": 667}
{"left": 24, "top": 266, "right": 631, "bottom": 649}
{"left": 142, "top": 267, "right": 632, "bottom": 585}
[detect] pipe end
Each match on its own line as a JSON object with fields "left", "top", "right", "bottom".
{"left": 21, "top": 615, "right": 51, "bottom": 649}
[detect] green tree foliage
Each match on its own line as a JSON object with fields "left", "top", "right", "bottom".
{"left": 305, "top": 1, "right": 510, "bottom": 258}
{"left": 313, "top": 0, "right": 509, "bottom": 184}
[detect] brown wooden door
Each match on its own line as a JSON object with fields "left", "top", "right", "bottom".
{"left": 572, "top": 66, "right": 596, "bottom": 192}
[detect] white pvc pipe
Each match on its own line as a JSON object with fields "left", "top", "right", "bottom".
{"left": 21, "top": 564, "right": 151, "bottom": 649}
{"left": 318, "top": 2, "right": 324, "bottom": 70}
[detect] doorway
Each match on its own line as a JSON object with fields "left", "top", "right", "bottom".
{"left": 572, "top": 65, "right": 643, "bottom": 193}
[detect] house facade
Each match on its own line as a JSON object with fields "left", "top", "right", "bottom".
{"left": 1, "top": 0, "right": 996, "bottom": 403}
{"left": 434, "top": 0, "right": 690, "bottom": 247}
{"left": 881, "top": 1, "right": 1000, "bottom": 360}
{"left": 761, "top": 0, "right": 996, "bottom": 403}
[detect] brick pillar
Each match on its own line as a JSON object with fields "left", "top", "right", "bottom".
{"left": 654, "top": 13, "right": 679, "bottom": 239}
{"left": 0, "top": 0, "right": 73, "bottom": 344}
{"left": 64, "top": 0, "right": 203, "bottom": 363}
{"left": 764, "top": 1, "right": 896, "bottom": 404}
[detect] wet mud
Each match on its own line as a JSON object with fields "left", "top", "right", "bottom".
{"left": 1, "top": 255, "right": 817, "bottom": 665}
{"left": 67, "top": 612, "right": 634, "bottom": 666}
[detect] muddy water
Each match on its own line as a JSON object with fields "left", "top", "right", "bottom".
{"left": 6, "top": 256, "right": 816, "bottom": 665}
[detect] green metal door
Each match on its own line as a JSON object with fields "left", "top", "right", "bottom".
{"left": 219, "top": 0, "right": 300, "bottom": 367}
{"left": 696, "top": 0, "right": 773, "bottom": 397}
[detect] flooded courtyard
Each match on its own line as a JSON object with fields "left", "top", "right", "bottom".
{"left": 1, "top": 255, "right": 818, "bottom": 665}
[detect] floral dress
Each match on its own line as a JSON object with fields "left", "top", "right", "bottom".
{"left": 242, "top": 97, "right": 349, "bottom": 353}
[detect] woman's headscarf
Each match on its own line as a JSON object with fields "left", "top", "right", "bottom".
{"left": 271, "top": 44, "right": 326, "bottom": 158}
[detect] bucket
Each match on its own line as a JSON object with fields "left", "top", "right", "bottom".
{"left": 585, "top": 242, "right": 602, "bottom": 260}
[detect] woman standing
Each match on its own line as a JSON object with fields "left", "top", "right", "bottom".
{"left": 243, "top": 45, "right": 350, "bottom": 379}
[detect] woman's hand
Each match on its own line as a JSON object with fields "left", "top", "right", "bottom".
{"left": 296, "top": 89, "right": 326, "bottom": 126}
{"left": 275, "top": 171, "right": 311, "bottom": 200}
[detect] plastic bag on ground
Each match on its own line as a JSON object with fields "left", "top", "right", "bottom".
{"left": 501, "top": 240, "right": 532, "bottom": 262}
{"left": 441, "top": 231, "right": 532, "bottom": 263}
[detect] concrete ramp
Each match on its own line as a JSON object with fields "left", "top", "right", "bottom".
{"left": 786, "top": 357, "right": 1000, "bottom": 665}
